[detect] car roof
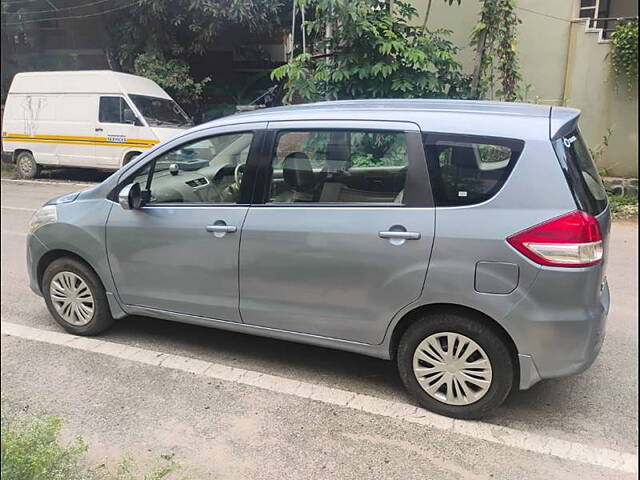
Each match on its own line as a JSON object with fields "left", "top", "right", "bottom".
{"left": 233, "top": 99, "right": 553, "bottom": 118}
{"left": 187, "top": 99, "right": 580, "bottom": 141}
{"left": 201, "top": 99, "right": 555, "bottom": 127}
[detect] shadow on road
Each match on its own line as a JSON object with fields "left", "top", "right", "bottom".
{"left": 104, "top": 314, "right": 406, "bottom": 395}
{"left": 100, "top": 314, "right": 607, "bottom": 429}
{"left": 38, "top": 168, "right": 113, "bottom": 183}
{"left": 2, "top": 167, "right": 112, "bottom": 183}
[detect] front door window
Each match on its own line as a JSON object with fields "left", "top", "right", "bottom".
{"left": 129, "top": 132, "right": 254, "bottom": 204}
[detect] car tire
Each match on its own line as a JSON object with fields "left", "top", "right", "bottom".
{"left": 397, "top": 311, "right": 514, "bottom": 419}
{"left": 42, "top": 257, "right": 115, "bottom": 336}
{"left": 16, "top": 151, "right": 41, "bottom": 179}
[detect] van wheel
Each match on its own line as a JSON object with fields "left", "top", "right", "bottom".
{"left": 397, "top": 312, "right": 513, "bottom": 419}
{"left": 16, "top": 151, "right": 40, "bottom": 179}
{"left": 123, "top": 152, "right": 140, "bottom": 166}
{"left": 42, "top": 258, "right": 115, "bottom": 336}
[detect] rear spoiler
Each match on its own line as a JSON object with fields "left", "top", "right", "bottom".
{"left": 549, "top": 106, "right": 581, "bottom": 140}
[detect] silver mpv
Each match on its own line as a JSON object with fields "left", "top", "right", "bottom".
{"left": 26, "top": 100, "right": 610, "bottom": 419}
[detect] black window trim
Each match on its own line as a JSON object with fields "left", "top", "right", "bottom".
{"left": 422, "top": 132, "right": 525, "bottom": 208}
{"left": 251, "top": 127, "right": 433, "bottom": 208}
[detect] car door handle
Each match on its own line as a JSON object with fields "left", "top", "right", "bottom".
{"left": 378, "top": 231, "right": 421, "bottom": 240}
{"left": 206, "top": 224, "right": 237, "bottom": 233}
{"left": 95, "top": 127, "right": 104, "bottom": 132}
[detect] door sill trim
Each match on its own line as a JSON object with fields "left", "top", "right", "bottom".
{"left": 122, "top": 304, "right": 388, "bottom": 359}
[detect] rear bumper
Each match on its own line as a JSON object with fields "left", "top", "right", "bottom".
{"left": 508, "top": 270, "right": 609, "bottom": 390}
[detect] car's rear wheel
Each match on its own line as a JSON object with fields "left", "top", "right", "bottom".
{"left": 397, "top": 311, "right": 514, "bottom": 419}
{"left": 16, "top": 151, "right": 40, "bottom": 179}
{"left": 42, "top": 258, "right": 115, "bottom": 335}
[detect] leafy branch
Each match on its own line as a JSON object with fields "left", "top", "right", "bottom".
{"left": 609, "top": 20, "right": 638, "bottom": 92}
{"left": 469, "top": 0, "right": 522, "bottom": 101}
{"left": 272, "top": 0, "right": 470, "bottom": 103}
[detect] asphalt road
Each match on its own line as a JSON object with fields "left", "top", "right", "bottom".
{"left": 1, "top": 178, "right": 638, "bottom": 479}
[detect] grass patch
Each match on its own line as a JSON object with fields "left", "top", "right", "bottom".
{"left": 1, "top": 410, "right": 190, "bottom": 480}
{"left": 608, "top": 193, "right": 638, "bottom": 220}
{"left": 1, "top": 162, "right": 16, "bottom": 178}
{"left": 1, "top": 414, "right": 88, "bottom": 480}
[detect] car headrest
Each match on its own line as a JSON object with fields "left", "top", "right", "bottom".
{"left": 451, "top": 146, "right": 478, "bottom": 168}
{"left": 283, "top": 152, "right": 315, "bottom": 191}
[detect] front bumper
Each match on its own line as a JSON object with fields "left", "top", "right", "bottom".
{"left": 26, "top": 233, "right": 48, "bottom": 296}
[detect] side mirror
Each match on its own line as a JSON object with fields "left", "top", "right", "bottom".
{"left": 123, "top": 108, "right": 138, "bottom": 125}
{"left": 118, "top": 182, "right": 145, "bottom": 210}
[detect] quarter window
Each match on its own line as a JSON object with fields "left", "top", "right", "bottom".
{"left": 269, "top": 130, "right": 409, "bottom": 204}
{"left": 553, "top": 129, "right": 607, "bottom": 215}
{"left": 423, "top": 134, "right": 523, "bottom": 207}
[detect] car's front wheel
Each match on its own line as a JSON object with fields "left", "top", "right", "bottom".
{"left": 42, "top": 258, "right": 115, "bottom": 335}
{"left": 397, "top": 311, "right": 514, "bottom": 419}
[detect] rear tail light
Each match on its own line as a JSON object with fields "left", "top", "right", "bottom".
{"left": 507, "top": 211, "right": 603, "bottom": 267}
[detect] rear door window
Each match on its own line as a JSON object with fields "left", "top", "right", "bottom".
{"left": 553, "top": 129, "right": 608, "bottom": 215}
{"left": 423, "top": 134, "right": 524, "bottom": 206}
{"left": 268, "top": 129, "right": 409, "bottom": 204}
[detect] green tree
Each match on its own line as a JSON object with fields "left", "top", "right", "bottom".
{"left": 424, "top": 0, "right": 524, "bottom": 101}
{"left": 133, "top": 52, "right": 211, "bottom": 110}
{"left": 609, "top": 20, "right": 638, "bottom": 92}
{"left": 272, "top": 0, "right": 469, "bottom": 103}
{"left": 468, "top": 0, "right": 522, "bottom": 101}
{"left": 103, "top": 0, "right": 286, "bottom": 106}
{"left": 105, "top": 0, "right": 285, "bottom": 69}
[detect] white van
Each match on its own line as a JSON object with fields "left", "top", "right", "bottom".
{"left": 1, "top": 70, "right": 192, "bottom": 178}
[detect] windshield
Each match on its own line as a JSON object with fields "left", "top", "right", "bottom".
{"left": 128, "top": 94, "right": 192, "bottom": 128}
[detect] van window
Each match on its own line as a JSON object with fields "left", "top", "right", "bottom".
{"left": 553, "top": 129, "right": 608, "bottom": 215}
{"left": 423, "top": 134, "right": 524, "bottom": 207}
{"left": 99, "top": 96, "right": 128, "bottom": 124}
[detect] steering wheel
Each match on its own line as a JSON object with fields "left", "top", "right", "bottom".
{"left": 234, "top": 163, "right": 246, "bottom": 189}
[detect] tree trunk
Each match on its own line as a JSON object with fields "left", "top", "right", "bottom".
{"left": 422, "top": 0, "right": 433, "bottom": 28}
{"left": 470, "top": 28, "right": 487, "bottom": 99}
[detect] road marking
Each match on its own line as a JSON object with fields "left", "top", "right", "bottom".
{"left": 1, "top": 321, "right": 637, "bottom": 474}
{"left": 1, "top": 178, "right": 95, "bottom": 187}
{"left": 1, "top": 206, "right": 36, "bottom": 212}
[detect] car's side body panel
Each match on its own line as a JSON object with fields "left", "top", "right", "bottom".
{"left": 239, "top": 205, "right": 435, "bottom": 344}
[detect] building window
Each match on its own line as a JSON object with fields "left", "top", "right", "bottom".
{"left": 578, "top": 0, "right": 638, "bottom": 38}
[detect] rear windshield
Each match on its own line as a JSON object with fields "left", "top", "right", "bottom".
{"left": 553, "top": 129, "right": 608, "bottom": 215}
{"left": 423, "top": 133, "right": 524, "bottom": 207}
